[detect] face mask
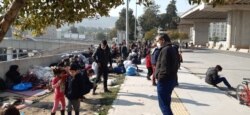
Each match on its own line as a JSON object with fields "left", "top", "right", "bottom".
{"left": 157, "top": 42, "right": 161, "bottom": 48}
{"left": 102, "top": 45, "right": 106, "bottom": 49}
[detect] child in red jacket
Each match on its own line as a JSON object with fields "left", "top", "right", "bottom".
{"left": 145, "top": 50, "right": 153, "bottom": 80}
{"left": 51, "top": 67, "right": 66, "bottom": 115}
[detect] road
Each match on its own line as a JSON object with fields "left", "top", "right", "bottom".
{"left": 181, "top": 48, "right": 250, "bottom": 88}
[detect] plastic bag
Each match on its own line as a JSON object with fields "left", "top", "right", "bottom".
{"left": 13, "top": 82, "right": 32, "bottom": 91}
{"left": 113, "top": 67, "right": 124, "bottom": 74}
{"left": 141, "top": 58, "right": 146, "bottom": 64}
{"left": 123, "top": 60, "right": 132, "bottom": 69}
{"left": 29, "top": 66, "right": 54, "bottom": 82}
{"left": 92, "top": 62, "right": 98, "bottom": 74}
{"left": 126, "top": 66, "right": 137, "bottom": 76}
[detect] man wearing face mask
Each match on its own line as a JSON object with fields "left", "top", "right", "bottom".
{"left": 92, "top": 40, "right": 112, "bottom": 94}
{"left": 155, "top": 34, "right": 179, "bottom": 115}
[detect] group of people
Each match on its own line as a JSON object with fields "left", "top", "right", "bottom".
{"left": 1, "top": 33, "right": 235, "bottom": 115}
{"left": 49, "top": 39, "right": 116, "bottom": 115}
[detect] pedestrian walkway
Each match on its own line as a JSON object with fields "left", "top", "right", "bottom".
{"left": 108, "top": 64, "right": 250, "bottom": 115}
{"left": 108, "top": 65, "right": 189, "bottom": 115}
{"left": 175, "top": 67, "right": 250, "bottom": 115}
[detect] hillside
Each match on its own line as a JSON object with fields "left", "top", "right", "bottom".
{"left": 61, "top": 16, "right": 118, "bottom": 30}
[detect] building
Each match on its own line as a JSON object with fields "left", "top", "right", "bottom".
{"left": 209, "top": 22, "right": 227, "bottom": 41}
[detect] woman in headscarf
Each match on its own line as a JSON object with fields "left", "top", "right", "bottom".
{"left": 5, "top": 65, "right": 22, "bottom": 88}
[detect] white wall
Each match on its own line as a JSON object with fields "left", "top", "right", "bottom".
{"left": 0, "top": 55, "right": 61, "bottom": 80}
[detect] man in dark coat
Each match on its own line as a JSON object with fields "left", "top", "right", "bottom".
{"left": 92, "top": 40, "right": 112, "bottom": 94}
{"left": 155, "top": 34, "right": 179, "bottom": 115}
{"left": 205, "top": 65, "right": 233, "bottom": 90}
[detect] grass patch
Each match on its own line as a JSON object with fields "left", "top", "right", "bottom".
{"left": 98, "top": 74, "right": 125, "bottom": 115}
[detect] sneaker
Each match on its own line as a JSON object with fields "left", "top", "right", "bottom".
{"left": 228, "top": 87, "right": 236, "bottom": 91}
{"left": 104, "top": 89, "right": 112, "bottom": 93}
{"left": 175, "top": 83, "right": 179, "bottom": 87}
{"left": 147, "top": 77, "right": 151, "bottom": 80}
{"left": 152, "top": 83, "right": 157, "bottom": 86}
{"left": 92, "top": 85, "right": 97, "bottom": 95}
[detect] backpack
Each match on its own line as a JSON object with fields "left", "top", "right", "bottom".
{"left": 80, "top": 71, "right": 93, "bottom": 95}
{"left": 0, "top": 78, "right": 6, "bottom": 91}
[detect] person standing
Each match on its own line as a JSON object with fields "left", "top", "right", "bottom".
{"left": 155, "top": 34, "right": 179, "bottom": 115}
{"left": 145, "top": 50, "right": 153, "bottom": 80}
{"left": 51, "top": 67, "right": 66, "bottom": 115}
{"left": 65, "top": 63, "right": 84, "bottom": 115}
{"left": 92, "top": 40, "right": 112, "bottom": 94}
{"left": 121, "top": 42, "right": 128, "bottom": 60}
{"left": 151, "top": 43, "right": 160, "bottom": 86}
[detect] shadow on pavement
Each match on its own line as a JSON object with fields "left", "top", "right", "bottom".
{"left": 30, "top": 101, "right": 54, "bottom": 110}
{"left": 177, "top": 83, "right": 225, "bottom": 94}
{"left": 223, "top": 68, "right": 250, "bottom": 71}
{"left": 183, "top": 61, "right": 202, "bottom": 63}
{"left": 172, "top": 97, "right": 210, "bottom": 106}
{"left": 118, "top": 92, "right": 158, "bottom": 101}
{"left": 113, "top": 98, "right": 144, "bottom": 106}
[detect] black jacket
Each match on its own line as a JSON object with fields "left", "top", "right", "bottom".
{"left": 5, "top": 65, "right": 22, "bottom": 85}
{"left": 155, "top": 44, "right": 178, "bottom": 82}
{"left": 151, "top": 48, "right": 160, "bottom": 65}
{"left": 65, "top": 72, "right": 84, "bottom": 100}
{"left": 80, "top": 70, "right": 93, "bottom": 95}
{"left": 92, "top": 46, "right": 112, "bottom": 66}
{"left": 205, "top": 67, "right": 219, "bottom": 85}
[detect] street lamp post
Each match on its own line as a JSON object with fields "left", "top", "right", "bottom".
{"left": 134, "top": 1, "right": 138, "bottom": 41}
{"left": 126, "top": 0, "right": 129, "bottom": 48}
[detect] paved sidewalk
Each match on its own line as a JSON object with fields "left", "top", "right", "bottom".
{"left": 175, "top": 67, "right": 250, "bottom": 115}
{"left": 108, "top": 65, "right": 189, "bottom": 115}
{"left": 108, "top": 65, "right": 250, "bottom": 115}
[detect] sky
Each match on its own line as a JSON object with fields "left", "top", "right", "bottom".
{"left": 109, "top": 0, "right": 195, "bottom": 17}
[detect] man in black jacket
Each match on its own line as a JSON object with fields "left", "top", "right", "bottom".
{"left": 155, "top": 34, "right": 178, "bottom": 115}
{"left": 92, "top": 40, "right": 112, "bottom": 94}
{"left": 205, "top": 65, "right": 233, "bottom": 90}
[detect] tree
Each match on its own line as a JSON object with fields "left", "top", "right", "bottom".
{"left": 109, "top": 28, "right": 117, "bottom": 40}
{"left": 139, "top": 2, "right": 160, "bottom": 33}
{"left": 0, "top": 0, "right": 236, "bottom": 42}
{"left": 144, "top": 28, "right": 157, "bottom": 41}
{"left": 70, "top": 26, "right": 78, "bottom": 33}
{"left": 165, "top": 0, "right": 178, "bottom": 30}
{"left": 77, "top": 26, "right": 85, "bottom": 34}
{"left": 188, "top": 0, "right": 238, "bottom": 7}
{"left": 96, "top": 32, "right": 106, "bottom": 40}
{"left": 178, "top": 32, "right": 189, "bottom": 40}
{"left": 115, "top": 8, "right": 136, "bottom": 40}
{"left": 167, "top": 30, "right": 179, "bottom": 40}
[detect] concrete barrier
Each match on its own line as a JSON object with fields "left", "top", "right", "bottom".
{"left": 229, "top": 48, "right": 237, "bottom": 52}
{"left": 0, "top": 55, "right": 61, "bottom": 80}
{"left": 238, "top": 49, "right": 249, "bottom": 53}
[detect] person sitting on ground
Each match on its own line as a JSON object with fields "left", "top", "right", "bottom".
{"left": 205, "top": 65, "right": 234, "bottom": 90}
{"left": 5, "top": 65, "right": 23, "bottom": 89}
{"left": 0, "top": 105, "right": 20, "bottom": 115}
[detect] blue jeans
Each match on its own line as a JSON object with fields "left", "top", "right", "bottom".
{"left": 157, "top": 79, "right": 176, "bottom": 115}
